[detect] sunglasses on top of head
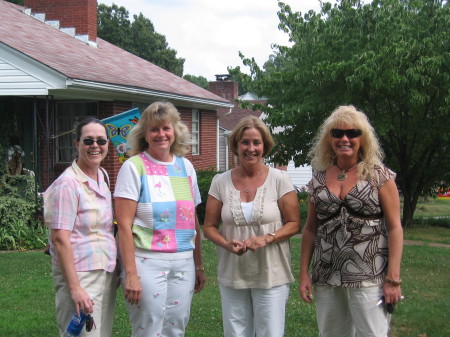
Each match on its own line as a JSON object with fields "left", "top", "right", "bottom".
{"left": 82, "top": 138, "right": 108, "bottom": 146}
{"left": 330, "top": 129, "right": 362, "bottom": 139}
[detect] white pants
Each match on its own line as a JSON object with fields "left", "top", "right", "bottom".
{"left": 315, "top": 285, "right": 390, "bottom": 337}
{"left": 52, "top": 267, "right": 117, "bottom": 337}
{"left": 122, "top": 255, "right": 195, "bottom": 337}
{"left": 219, "top": 283, "right": 290, "bottom": 337}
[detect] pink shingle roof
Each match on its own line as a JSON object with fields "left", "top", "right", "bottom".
{"left": 0, "top": 0, "right": 229, "bottom": 104}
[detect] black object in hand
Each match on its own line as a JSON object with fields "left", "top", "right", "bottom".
{"left": 86, "top": 314, "right": 96, "bottom": 332}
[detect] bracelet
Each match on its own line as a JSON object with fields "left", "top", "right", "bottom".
{"left": 195, "top": 266, "right": 205, "bottom": 272}
{"left": 266, "top": 232, "right": 276, "bottom": 245}
{"left": 385, "top": 276, "right": 402, "bottom": 286}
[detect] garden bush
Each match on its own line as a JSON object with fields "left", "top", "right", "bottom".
{"left": 196, "top": 168, "right": 220, "bottom": 225}
{"left": 0, "top": 174, "right": 47, "bottom": 250}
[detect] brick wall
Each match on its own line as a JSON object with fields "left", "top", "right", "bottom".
{"left": 209, "top": 80, "right": 238, "bottom": 101}
{"left": 179, "top": 107, "right": 217, "bottom": 171}
{"left": 24, "top": 0, "right": 98, "bottom": 41}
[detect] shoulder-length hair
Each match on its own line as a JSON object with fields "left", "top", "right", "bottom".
{"left": 308, "top": 105, "right": 384, "bottom": 179}
{"left": 127, "top": 101, "right": 191, "bottom": 157}
{"left": 228, "top": 116, "right": 274, "bottom": 157}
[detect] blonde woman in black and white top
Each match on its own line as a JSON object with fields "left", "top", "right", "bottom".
{"left": 299, "top": 105, "right": 403, "bottom": 337}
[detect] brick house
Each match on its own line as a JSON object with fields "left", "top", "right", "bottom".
{"left": 209, "top": 75, "right": 312, "bottom": 187}
{"left": 0, "top": 0, "right": 233, "bottom": 191}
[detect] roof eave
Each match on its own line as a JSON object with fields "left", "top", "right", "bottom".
{"left": 60, "top": 79, "right": 234, "bottom": 110}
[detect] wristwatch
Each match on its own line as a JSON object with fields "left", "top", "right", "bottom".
{"left": 267, "top": 232, "right": 276, "bottom": 244}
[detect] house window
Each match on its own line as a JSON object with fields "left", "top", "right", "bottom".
{"left": 191, "top": 109, "right": 200, "bottom": 155}
{"left": 55, "top": 101, "right": 98, "bottom": 163}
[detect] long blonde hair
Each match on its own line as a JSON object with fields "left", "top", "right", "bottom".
{"left": 308, "top": 105, "right": 384, "bottom": 179}
{"left": 127, "top": 101, "right": 191, "bottom": 157}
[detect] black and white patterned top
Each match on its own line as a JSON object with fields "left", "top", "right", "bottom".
{"left": 307, "top": 165, "right": 396, "bottom": 287}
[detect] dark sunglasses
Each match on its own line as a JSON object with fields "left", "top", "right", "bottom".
{"left": 86, "top": 314, "right": 96, "bottom": 332}
{"left": 82, "top": 138, "right": 108, "bottom": 146}
{"left": 330, "top": 129, "right": 362, "bottom": 139}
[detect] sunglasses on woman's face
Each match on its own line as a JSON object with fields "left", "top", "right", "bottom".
{"left": 330, "top": 129, "right": 362, "bottom": 139}
{"left": 82, "top": 138, "right": 108, "bottom": 146}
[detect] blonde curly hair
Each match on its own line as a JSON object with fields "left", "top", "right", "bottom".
{"left": 308, "top": 105, "right": 384, "bottom": 179}
{"left": 127, "top": 101, "right": 191, "bottom": 157}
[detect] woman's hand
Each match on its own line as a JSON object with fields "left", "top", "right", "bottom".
{"left": 124, "top": 273, "right": 142, "bottom": 305}
{"left": 70, "top": 285, "right": 94, "bottom": 315}
{"left": 299, "top": 272, "right": 314, "bottom": 303}
{"left": 194, "top": 270, "right": 206, "bottom": 293}
{"left": 226, "top": 240, "right": 247, "bottom": 255}
{"left": 243, "top": 235, "right": 270, "bottom": 251}
{"left": 383, "top": 282, "right": 402, "bottom": 306}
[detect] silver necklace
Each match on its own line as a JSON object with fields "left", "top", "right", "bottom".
{"left": 242, "top": 169, "right": 262, "bottom": 193}
{"left": 336, "top": 163, "right": 357, "bottom": 181}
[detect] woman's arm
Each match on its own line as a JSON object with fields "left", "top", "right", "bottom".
{"left": 193, "top": 212, "right": 206, "bottom": 292}
{"left": 299, "top": 200, "right": 319, "bottom": 303}
{"left": 379, "top": 179, "right": 403, "bottom": 305}
{"left": 244, "top": 190, "right": 301, "bottom": 251}
{"left": 203, "top": 195, "right": 246, "bottom": 255}
{"left": 51, "top": 229, "right": 93, "bottom": 315}
{"left": 115, "top": 197, "right": 141, "bottom": 305}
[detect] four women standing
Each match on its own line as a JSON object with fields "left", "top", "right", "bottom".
{"left": 45, "top": 103, "right": 403, "bottom": 336}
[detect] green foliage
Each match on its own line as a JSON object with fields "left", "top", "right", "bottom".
{"left": 243, "top": 0, "right": 450, "bottom": 227}
{"left": 227, "top": 65, "right": 255, "bottom": 96}
{"left": 196, "top": 168, "right": 221, "bottom": 225}
{"left": 412, "top": 217, "right": 450, "bottom": 229}
{"left": 183, "top": 74, "right": 210, "bottom": 89}
{"left": 4, "top": 0, "right": 23, "bottom": 5}
{"left": 0, "top": 175, "right": 46, "bottom": 250}
{"left": 97, "top": 4, "right": 185, "bottom": 76}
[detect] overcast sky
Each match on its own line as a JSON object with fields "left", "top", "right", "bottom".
{"left": 98, "top": 0, "right": 328, "bottom": 81}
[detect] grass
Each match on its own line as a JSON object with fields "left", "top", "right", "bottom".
{"left": 403, "top": 198, "right": 450, "bottom": 218}
{"left": 0, "top": 234, "right": 449, "bottom": 336}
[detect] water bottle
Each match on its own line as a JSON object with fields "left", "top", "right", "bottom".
{"left": 62, "top": 311, "right": 86, "bottom": 337}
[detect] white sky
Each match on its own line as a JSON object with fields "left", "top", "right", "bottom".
{"left": 98, "top": 0, "right": 327, "bottom": 81}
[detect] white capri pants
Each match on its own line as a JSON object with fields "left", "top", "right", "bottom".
{"left": 219, "top": 283, "right": 290, "bottom": 337}
{"left": 52, "top": 267, "right": 117, "bottom": 337}
{"left": 314, "top": 285, "right": 391, "bottom": 337}
{"left": 122, "top": 253, "right": 195, "bottom": 337}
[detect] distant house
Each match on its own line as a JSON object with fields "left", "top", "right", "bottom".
{"left": 0, "top": 0, "right": 233, "bottom": 190}
{"left": 209, "top": 75, "right": 311, "bottom": 187}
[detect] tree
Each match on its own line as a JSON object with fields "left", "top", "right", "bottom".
{"left": 243, "top": 0, "right": 450, "bottom": 226}
{"left": 183, "top": 74, "right": 209, "bottom": 89}
{"left": 98, "top": 4, "right": 184, "bottom": 76}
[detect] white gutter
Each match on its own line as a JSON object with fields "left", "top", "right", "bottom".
{"left": 67, "top": 79, "right": 234, "bottom": 109}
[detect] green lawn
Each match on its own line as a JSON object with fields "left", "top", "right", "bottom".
{"left": 404, "top": 198, "right": 450, "bottom": 218}
{"left": 0, "top": 235, "right": 449, "bottom": 336}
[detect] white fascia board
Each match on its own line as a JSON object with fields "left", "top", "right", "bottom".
{"left": 0, "top": 42, "right": 67, "bottom": 92}
{"left": 66, "top": 78, "right": 234, "bottom": 109}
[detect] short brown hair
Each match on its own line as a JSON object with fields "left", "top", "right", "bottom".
{"left": 228, "top": 116, "right": 274, "bottom": 157}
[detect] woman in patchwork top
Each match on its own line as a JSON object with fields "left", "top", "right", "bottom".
{"left": 299, "top": 105, "right": 403, "bottom": 337}
{"left": 114, "top": 101, "right": 205, "bottom": 337}
{"left": 203, "top": 116, "right": 300, "bottom": 337}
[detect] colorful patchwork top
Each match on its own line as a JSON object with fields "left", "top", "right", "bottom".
{"left": 307, "top": 164, "right": 396, "bottom": 287}
{"left": 114, "top": 152, "right": 201, "bottom": 253}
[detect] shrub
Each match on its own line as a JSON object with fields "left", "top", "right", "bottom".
{"left": 412, "top": 217, "right": 450, "bottom": 229}
{"left": 0, "top": 174, "right": 47, "bottom": 250}
{"left": 196, "top": 168, "right": 221, "bottom": 225}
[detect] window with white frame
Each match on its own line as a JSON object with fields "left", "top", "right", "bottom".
{"left": 55, "top": 101, "right": 98, "bottom": 163}
{"left": 191, "top": 109, "right": 200, "bottom": 155}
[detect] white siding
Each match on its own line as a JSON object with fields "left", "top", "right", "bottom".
{"left": 287, "top": 161, "right": 312, "bottom": 188}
